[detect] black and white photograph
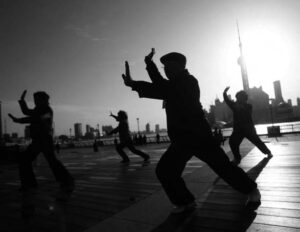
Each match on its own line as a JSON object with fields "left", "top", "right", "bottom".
{"left": 1, "top": 0, "right": 300, "bottom": 231}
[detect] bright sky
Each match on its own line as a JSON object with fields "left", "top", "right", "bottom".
{"left": 1, "top": 0, "right": 300, "bottom": 136}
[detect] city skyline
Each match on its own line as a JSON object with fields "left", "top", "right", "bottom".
{"left": 2, "top": 77, "right": 299, "bottom": 139}
{"left": 2, "top": 0, "right": 300, "bottom": 136}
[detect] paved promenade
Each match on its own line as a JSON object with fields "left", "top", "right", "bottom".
{"left": 1, "top": 135, "right": 300, "bottom": 231}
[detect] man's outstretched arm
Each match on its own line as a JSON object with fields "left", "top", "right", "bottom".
{"left": 8, "top": 114, "right": 32, "bottom": 124}
{"left": 108, "top": 127, "right": 119, "bottom": 135}
{"left": 110, "top": 112, "right": 118, "bottom": 121}
{"left": 131, "top": 81, "right": 166, "bottom": 99}
{"left": 122, "top": 61, "right": 167, "bottom": 100}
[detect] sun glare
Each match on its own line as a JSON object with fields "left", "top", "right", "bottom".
{"left": 242, "top": 26, "right": 291, "bottom": 88}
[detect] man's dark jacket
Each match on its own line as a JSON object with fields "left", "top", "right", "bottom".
{"left": 131, "top": 60, "right": 212, "bottom": 145}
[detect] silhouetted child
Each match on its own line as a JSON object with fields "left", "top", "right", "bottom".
{"left": 8, "top": 90, "right": 74, "bottom": 200}
{"left": 122, "top": 48, "right": 261, "bottom": 213}
{"left": 223, "top": 87, "right": 273, "bottom": 164}
{"left": 109, "top": 111, "right": 150, "bottom": 163}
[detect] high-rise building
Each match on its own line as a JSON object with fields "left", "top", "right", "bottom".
{"left": 237, "top": 22, "right": 249, "bottom": 91}
{"left": 273, "top": 80, "right": 284, "bottom": 104}
{"left": 102, "top": 125, "right": 113, "bottom": 136}
{"left": 145, "top": 123, "right": 150, "bottom": 133}
{"left": 74, "top": 123, "right": 83, "bottom": 139}
{"left": 97, "top": 124, "right": 101, "bottom": 137}
{"left": 86, "top": 124, "right": 91, "bottom": 134}
{"left": 155, "top": 124, "right": 160, "bottom": 134}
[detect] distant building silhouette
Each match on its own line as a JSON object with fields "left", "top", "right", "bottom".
{"left": 145, "top": 123, "right": 150, "bottom": 133}
{"left": 155, "top": 124, "right": 160, "bottom": 134}
{"left": 247, "top": 87, "right": 270, "bottom": 123}
{"left": 237, "top": 22, "right": 249, "bottom": 92}
{"left": 272, "top": 81, "right": 294, "bottom": 121}
{"left": 102, "top": 125, "right": 113, "bottom": 136}
{"left": 84, "top": 124, "right": 95, "bottom": 139}
{"left": 210, "top": 97, "right": 232, "bottom": 124}
{"left": 293, "top": 98, "right": 300, "bottom": 118}
{"left": 74, "top": 123, "right": 83, "bottom": 139}
{"left": 274, "top": 80, "right": 284, "bottom": 105}
{"left": 86, "top": 124, "right": 91, "bottom": 134}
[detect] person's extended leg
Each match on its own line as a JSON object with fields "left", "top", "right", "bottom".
{"left": 42, "top": 137, "right": 74, "bottom": 187}
{"left": 156, "top": 143, "right": 194, "bottom": 207}
{"left": 199, "top": 142, "right": 257, "bottom": 194}
{"left": 116, "top": 143, "right": 130, "bottom": 162}
{"left": 246, "top": 131, "right": 272, "bottom": 157}
{"left": 127, "top": 142, "right": 150, "bottom": 161}
{"left": 197, "top": 140, "right": 260, "bottom": 209}
{"left": 19, "top": 141, "right": 40, "bottom": 191}
{"left": 229, "top": 131, "right": 244, "bottom": 164}
{"left": 41, "top": 136, "right": 74, "bottom": 200}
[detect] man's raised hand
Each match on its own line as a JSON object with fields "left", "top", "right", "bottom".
{"left": 122, "top": 61, "right": 133, "bottom": 87}
{"left": 145, "top": 48, "right": 155, "bottom": 64}
{"left": 224, "top": 86, "right": 230, "bottom": 93}
{"left": 20, "top": 90, "right": 27, "bottom": 101}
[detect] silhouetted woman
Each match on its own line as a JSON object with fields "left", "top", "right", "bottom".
{"left": 8, "top": 90, "right": 74, "bottom": 200}
{"left": 223, "top": 87, "right": 272, "bottom": 164}
{"left": 109, "top": 111, "right": 150, "bottom": 163}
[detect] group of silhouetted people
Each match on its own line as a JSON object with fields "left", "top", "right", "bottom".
{"left": 8, "top": 48, "right": 272, "bottom": 214}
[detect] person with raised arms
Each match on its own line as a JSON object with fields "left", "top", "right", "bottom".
{"left": 121, "top": 49, "right": 261, "bottom": 213}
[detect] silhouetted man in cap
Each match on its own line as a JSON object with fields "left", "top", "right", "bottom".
{"left": 122, "top": 48, "right": 261, "bottom": 213}
{"left": 8, "top": 90, "right": 74, "bottom": 200}
{"left": 223, "top": 87, "right": 272, "bottom": 164}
